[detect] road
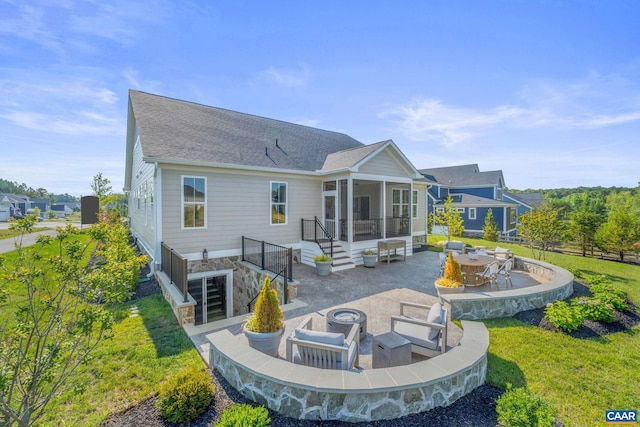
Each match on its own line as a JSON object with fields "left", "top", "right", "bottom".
{"left": 0, "top": 220, "right": 83, "bottom": 254}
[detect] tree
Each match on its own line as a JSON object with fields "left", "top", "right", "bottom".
{"left": 568, "top": 194, "right": 602, "bottom": 257}
{"left": 517, "top": 203, "right": 565, "bottom": 260}
{"left": 483, "top": 208, "right": 499, "bottom": 242}
{"left": 0, "top": 213, "right": 146, "bottom": 426}
{"left": 595, "top": 191, "right": 640, "bottom": 261}
{"left": 90, "top": 172, "right": 114, "bottom": 207}
{"left": 433, "top": 196, "right": 464, "bottom": 241}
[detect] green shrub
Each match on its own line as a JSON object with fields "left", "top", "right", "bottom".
{"left": 575, "top": 297, "right": 616, "bottom": 323}
{"left": 590, "top": 282, "right": 628, "bottom": 311}
{"left": 496, "top": 384, "right": 557, "bottom": 427}
{"left": 156, "top": 366, "right": 215, "bottom": 424}
{"left": 544, "top": 301, "right": 584, "bottom": 332}
{"left": 217, "top": 403, "right": 270, "bottom": 426}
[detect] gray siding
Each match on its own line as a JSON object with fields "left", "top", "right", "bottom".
{"left": 161, "top": 167, "right": 321, "bottom": 256}
{"left": 359, "top": 148, "right": 410, "bottom": 177}
{"left": 128, "top": 140, "right": 156, "bottom": 253}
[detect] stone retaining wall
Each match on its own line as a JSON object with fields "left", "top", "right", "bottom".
{"left": 208, "top": 321, "right": 488, "bottom": 422}
{"left": 442, "top": 257, "right": 574, "bottom": 320}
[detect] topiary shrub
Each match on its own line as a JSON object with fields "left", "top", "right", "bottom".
{"left": 217, "top": 403, "right": 271, "bottom": 427}
{"left": 496, "top": 384, "right": 557, "bottom": 427}
{"left": 156, "top": 366, "right": 215, "bottom": 424}
{"left": 245, "top": 275, "right": 284, "bottom": 333}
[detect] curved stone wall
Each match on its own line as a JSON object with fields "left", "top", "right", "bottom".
{"left": 208, "top": 321, "right": 489, "bottom": 422}
{"left": 442, "top": 257, "right": 574, "bottom": 320}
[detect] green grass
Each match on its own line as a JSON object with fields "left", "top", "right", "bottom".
{"left": 40, "top": 295, "right": 203, "bottom": 426}
{"left": 0, "top": 226, "right": 55, "bottom": 240}
{"left": 431, "top": 235, "right": 640, "bottom": 426}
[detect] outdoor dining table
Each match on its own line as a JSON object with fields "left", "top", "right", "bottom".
{"left": 455, "top": 254, "right": 497, "bottom": 286}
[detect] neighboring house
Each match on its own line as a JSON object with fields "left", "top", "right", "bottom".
{"left": 419, "top": 164, "right": 521, "bottom": 238}
{"left": 503, "top": 191, "right": 545, "bottom": 218}
{"left": 51, "top": 204, "right": 74, "bottom": 218}
{"left": 125, "top": 90, "right": 430, "bottom": 325}
{"left": 31, "top": 198, "right": 51, "bottom": 214}
{"left": 0, "top": 193, "right": 32, "bottom": 220}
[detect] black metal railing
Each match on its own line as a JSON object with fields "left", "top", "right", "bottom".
{"left": 340, "top": 218, "right": 384, "bottom": 242}
{"left": 160, "top": 242, "right": 188, "bottom": 303}
{"left": 300, "top": 216, "right": 334, "bottom": 258}
{"left": 386, "top": 216, "right": 411, "bottom": 237}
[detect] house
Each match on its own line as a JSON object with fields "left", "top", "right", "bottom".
{"left": 0, "top": 193, "right": 32, "bottom": 220}
{"left": 419, "top": 164, "right": 522, "bottom": 239}
{"left": 50, "top": 203, "right": 74, "bottom": 218}
{"left": 125, "top": 90, "right": 430, "bottom": 325}
{"left": 503, "top": 191, "right": 545, "bottom": 218}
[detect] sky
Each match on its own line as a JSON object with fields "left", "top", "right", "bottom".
{"left": 1, "top": 0, "right": 640, "bottom": 197}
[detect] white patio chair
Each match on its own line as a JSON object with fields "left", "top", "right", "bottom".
{"left": 479, "top": 261, "right": 500, "bottom": 290}
{"left": 438, "top": 252, "right": 447, "bottom": 277}
{"left": 497, "top": 258, "right": 513, "bottom": 289}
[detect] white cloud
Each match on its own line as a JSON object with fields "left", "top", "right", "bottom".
{"left": 384, "top": 72, "right": 640, "bottom": 148}
{"left": 259, "top": 64, "right": 311, "bottom": 88}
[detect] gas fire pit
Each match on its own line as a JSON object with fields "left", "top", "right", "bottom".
{"left": 326, "top": 308, "right": 367, "bottom": 341}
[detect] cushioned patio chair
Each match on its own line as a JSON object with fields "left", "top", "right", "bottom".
{"left": 444, "top": 241, "right": 466, "bottom": 255}
{"left": 285, "top": 316, "right": 359, "bottom": 370}
{"left": 390, "top": 302, "right": 448, "bottom": 358}
{"left": 489, "top": 246, "right": 513, "bottom": 264}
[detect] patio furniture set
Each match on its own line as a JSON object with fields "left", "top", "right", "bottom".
{"left": 286, "top": 302, "right": 447, "bottom": 370}
{"left": 441, "top": 242, "right": 514, "bottom": 289}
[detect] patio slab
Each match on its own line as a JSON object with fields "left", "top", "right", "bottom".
{"left": 188, "top": 250, "right": 546, "bottom": 367}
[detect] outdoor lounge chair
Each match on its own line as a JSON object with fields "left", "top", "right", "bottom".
{"left": 444, "top": 241, "right": 466, "bottom": 255}
{"left": 390, "top": 302, "right": 448, "bottom": 358}
{"left": 285, "top": 316, "right": 359, "bottom": 370}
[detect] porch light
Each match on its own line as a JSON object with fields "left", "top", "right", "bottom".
{"left": 203, "top": 248, "right": 208, "bottom": 260}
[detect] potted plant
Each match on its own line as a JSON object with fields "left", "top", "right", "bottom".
{"left": 244, "top": 275, "right": 285, "bottom": 357}
{"left": 435, "top": 251, "right": 465, "bottom": 294}
{"left": 313, "top": 253, "right": 332, "bottom": 276}
{"left": 361, "top": 249, "right": 377, "bottom": 268}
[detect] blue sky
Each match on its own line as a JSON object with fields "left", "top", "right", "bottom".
{"left": 1, "top": 1, "right": 639, "bottom": 196}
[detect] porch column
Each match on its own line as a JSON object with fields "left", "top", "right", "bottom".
{"left": 381, "top": 180, "right": 386, "bottom": 239}
{"left": 347, "top": 177, "right": 353, "bottom": 243}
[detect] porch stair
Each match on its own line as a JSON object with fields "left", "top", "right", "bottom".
{"left": 318, "top": 239, "right": 355, "bottom": 272}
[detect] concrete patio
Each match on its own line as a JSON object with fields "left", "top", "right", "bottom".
{"left": 188, "top": 249, "right": 547, "bottom": 367}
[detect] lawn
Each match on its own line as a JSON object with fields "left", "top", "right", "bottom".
{"left": 431, "top": 235, "right": 640, "bottom": 426}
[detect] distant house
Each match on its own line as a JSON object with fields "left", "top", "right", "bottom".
{"left": 0, "top": 193, "right": 32, "bottom": 220}
{"left": 419, "top": 164, "right": 525, "bottom": 239}
{"left": 125, "top": 90, "right": 429, "bottom": 325}
{"left": 51, "top": 204, "right": 73, "bottom": 218}
{"left": 503, "top": 191, "right": 545, "bottom": 218}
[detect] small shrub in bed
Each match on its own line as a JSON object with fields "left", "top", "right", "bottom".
{"left": 589, "top": 282, "right": 628, "bottom": 311}
{"left": 156, "top": 366, "right": 215, "bottom": 423}
{"left": 496, "top": 384, "right": 557, "bottom": 427}
{"left": 575, "top": 297, "right": 616, "bottom": 323}
{"left": 544, "top": 301, "right": 584, "bottom": 332}
{"left": 217, "top": 403, "right": 271, "bottom": 426}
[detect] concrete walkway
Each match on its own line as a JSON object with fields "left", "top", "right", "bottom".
{"left": 0, "top": 229, "right": 60, "bottom": 254}
{"left": 189, "top": 250, "right": 546, "bottom": 368}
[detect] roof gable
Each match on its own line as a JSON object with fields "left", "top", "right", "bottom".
{"left": 128, "top": 90, "right": 364, "bottom": 172}
{"left": 419, "top": 164, "right": 505, "bottom": 187}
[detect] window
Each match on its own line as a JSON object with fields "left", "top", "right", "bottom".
{"left": 182, "top": 176, "right": 206, "bottom": 228}
{"left": 436, "top": 207, "right": 444, "bottom": 213}
{"left": 469, "top": 208, "right": 476, "bottom": 220}
{"left": 412, "top": 190, "right": 418, "bottom": 218}
{"left": 392, "top": 189, "right": 409, "bottom": 218}
{"left": 271, "top": 181, "right": 287, "bottom": 224}
{"left": 510, "top": 207, "right": 517, "bottom": 224}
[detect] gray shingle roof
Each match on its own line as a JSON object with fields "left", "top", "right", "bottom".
{"left": 419, "top": 164, "right": 504, "bottom": 187}
{"left": 321, "top": 140, "right": 388, "bottom": 171}
{"left": 129, "top": 90, "right": 364, "bottom": 171}
{"left": 504, "top": 191, "right": 545, "bottom": 207}
{"left": 435, "top": 193, "right": 516, "bottom": 207}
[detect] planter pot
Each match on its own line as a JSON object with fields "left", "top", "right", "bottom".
{"left": 435, "top": 282, "right": 465, "bottom": 295}
{"left": 315, "top": 261, "right": 332, "bottom": 276}
{"left": 244, "top": 327, "right": 285, "bottom": 357}
{"left": 362, "top": 254, "right": 377, "bottom": 268}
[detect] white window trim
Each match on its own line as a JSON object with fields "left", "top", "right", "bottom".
{"left": 469, "top": 207, "right": 476, "bottom": 220}
{"left": 392, "top": 188, "right": 410, "bottom": 218}
{"left": 412, "top": 190, "right": 418, "bottom": 219}
{"left": 181, "top": 175, "right": 207, "bottom": 230}
{"left": 270, "top": 181, "right": 288, "bottom": 226}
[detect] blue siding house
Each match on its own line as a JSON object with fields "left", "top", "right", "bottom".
{"left": 419, "top": 164, "right": 529, "bottom": 239}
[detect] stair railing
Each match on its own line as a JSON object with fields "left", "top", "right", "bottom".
{"left": 301, "top": 216, "right": 334, "bottom": 259}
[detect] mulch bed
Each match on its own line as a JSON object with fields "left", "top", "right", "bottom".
{"left": 101, "top": 274, "right": 637, "bottom": 426}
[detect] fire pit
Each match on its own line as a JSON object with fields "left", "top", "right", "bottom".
{"left": 326, "top": 308, "right": 367, "bottom": 341}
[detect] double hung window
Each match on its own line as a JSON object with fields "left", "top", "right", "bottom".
{"left": 271, "top": 182, "right": 287, "bottom": 224}
{"left": 183, "top": 176, "right": 206, "bottom": 228}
